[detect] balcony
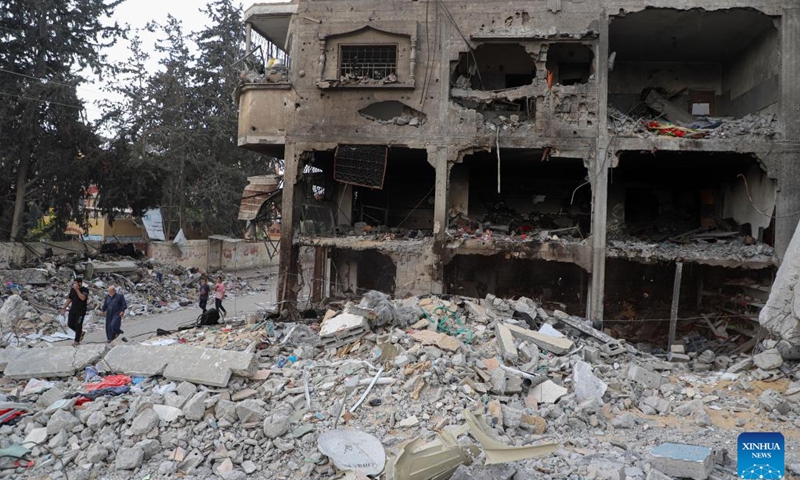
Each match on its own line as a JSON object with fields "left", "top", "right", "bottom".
{"left": 237, "top": 83, "right": 295, "bottom": 156}
{"left": 236, "top": 2, "right": 297, "bottom": 155}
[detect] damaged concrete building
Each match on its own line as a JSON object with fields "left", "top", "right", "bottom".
{"left": 236, "top": 0, "right": 800, "bottom": 342}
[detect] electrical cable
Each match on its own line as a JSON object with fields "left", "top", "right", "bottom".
{"left": 737, "top": 173, "right": 800, "bottom": 219}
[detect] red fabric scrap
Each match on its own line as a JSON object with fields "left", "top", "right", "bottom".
{"left": 74, "top": 397, "right": 93, "bottom": 406}
{"left": 85, "top": 374, "right": 131, "bottom": 392}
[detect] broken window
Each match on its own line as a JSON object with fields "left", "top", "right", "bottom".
{"left": 452, "top": 44, "right": 536, "bottom": 91}
{"left": 545, "top": 43, "right": 593, "bottom": 85}
{"left": 450, "top": 151, "right": 590, "bottom": 239}
{"left": 609, "top": 8, "right": 779, "bottom": 126}
{"left": 339, "top": 45, "right": 397, "bottom": 82}
{"left": 608, "top": 151, "right": 776, "bottom": 249}
{"left": 334, "top": 145, "right": 388, "bottom": 189}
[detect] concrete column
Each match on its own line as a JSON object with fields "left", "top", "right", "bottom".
{"left": 776, "top": 8, "right": 800, "bottom": 260}
{"left": 589, "top": 10, "right": 611, "bottom": 322}
{"left": 432, "top": 147, "right": 450, "bottom": 242}
{"left": 430, "top": 146, "right": 450, "bottom": 295}
{"left": 278, "top": 143, "right": 300, "bottom": 313}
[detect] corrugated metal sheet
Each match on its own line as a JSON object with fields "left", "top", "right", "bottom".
{"left": 238, "top": 175, "right": 281, "bottom": 221}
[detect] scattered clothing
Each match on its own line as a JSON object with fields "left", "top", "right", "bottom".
{"left": 86, "top": 374, "right": 131, "bottom": 392}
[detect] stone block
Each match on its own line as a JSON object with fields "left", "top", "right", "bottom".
{"left": 646, "top": 469, "right": 674, "bottom": 480}
{"left": 162, "top": 345, "right": 256, "bottom": 387}
{"left": 319, "top": 313, "right": 370, "bottom": 347}
{"left": 494, "top": 324, "right": 518, "bottom": 364}
{"left": 502, "top": 322, "right": 574, "bottom": 354}
{"left": 103, "top": 345, "right": 170, "bottom": 376}
{"left": 627, "top": 365, "right": 664, "bottom": 389}
{"left": 4, "top": 345, "right": 106, "bottom": 379}
{"left": 753, "top": 348, "right": 783, "bottom": 370}
{"left": 0, "top": 347, "right": 20, "bottom": 371}
{"left": 650, "top": 443, "right": 713, "bottom": 480}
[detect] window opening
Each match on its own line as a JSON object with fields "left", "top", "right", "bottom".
{"left": 340, "top": 45, "right": 398, "bottom": 81}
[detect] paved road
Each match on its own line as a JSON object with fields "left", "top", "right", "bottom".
{"left": 61, "top": 267, "right": 279, "bottom": 345}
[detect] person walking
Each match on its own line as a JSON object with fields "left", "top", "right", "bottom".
{"left": 101, "top": 286, "right": 128, "bottom": 343}
{"left": 214, "top": 276, "right": 227, "bottom": 318}
{"left": 199, "top": 277, "right": 210, "bottom": 313}
{"left": 62, "top": 277, "right": 88, "bottom": 346}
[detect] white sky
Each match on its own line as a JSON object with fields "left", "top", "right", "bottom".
{"left": 79, "top": 0, "right": 247, "bottom": 123}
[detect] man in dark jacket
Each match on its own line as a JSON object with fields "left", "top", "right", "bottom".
{"left": 101, "top": 286, "right": 128, "bottom": 343}
{"left": 62, "top": 277, "right": 88, "bottom": 346}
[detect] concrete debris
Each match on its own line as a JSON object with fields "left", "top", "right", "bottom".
{"left": 0, "top": 254, "right": 260, "bottom": 347}
{"left": 318, "top": 430, "right": 386, "bottom": 476}
{"left": 0, "top": 290, "right": 796, "bottom": 479}
{"left": 753, "top": 348, "right": 783, "bottom": 370}
{"left": 319, "top": 313, "right": 371, "bottom": 348}
{"left": 3, "top": 344, "right": 106, "bottom": 378}
{"left": 572, "top": 361, "right": 607, "bottom": 404}
{"left": 761, "top": 220, "right": 800, "bottom": 344}
{"left": 650, "top": 443, "right": 713, "bottom": 480}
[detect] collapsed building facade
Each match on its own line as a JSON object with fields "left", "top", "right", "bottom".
{"left": 235, "top": 0, "right": 800, "bottom": 341}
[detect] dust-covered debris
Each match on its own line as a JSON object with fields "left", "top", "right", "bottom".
{"left": 0, "top": 290, "right": 797, "bottom": 479}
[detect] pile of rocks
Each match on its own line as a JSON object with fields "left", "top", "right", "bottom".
{"left": 0, "top": 256, "right": 263, "bottom": 347}
{"left": 0, "top": 292, "right": 798, "bottom": 480}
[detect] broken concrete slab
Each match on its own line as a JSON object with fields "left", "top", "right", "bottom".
{"left": 104, "top": 344, "right": 257, "bottom": 388}
{"left": 650, "top": 443, "right": 713, "bottom": 480}
{"left": 91, "top": 260, "right": 138, "bottom": 274}
{"left": 528, "top": 380, "right": 568, "bottom": 404}
{"left": 153, "top": 405, "right": 183, "bottom": 423}
{"left": 0, "top": 347, "right": 20, "bottom": 371}
{"left": 627, "top": 364, "right": 665, "bottom": 389}
{"left": 759, "top": 219, "right": 800, "bottom": 344}
{"left": 103, "top": 345, "right": 171, "bottom": 376}
{"left": 411, "top": 329, "right": 464, "bottom": 352}
{"left": 753, "top": 348, "right": 783, "bottom": 370}
{"left": 501, "top": 322, "right": 574, "bottom": 354}
{"left": 2, "top": 269, "right": 49, "bottom": 286}
{"left": 495, "top": 324, "right": 518, "bottom": 364}
{"left": 0, "top": 295, "right": 31, "bottom": 332}
{"left": 162, "top": 345, "right": 257, "bottom": 387}
{"left": 3, "top": 344, "right": 106, "bottom": 379}
{"left": 319, "top": 313, "right": 371, "bottom": 348}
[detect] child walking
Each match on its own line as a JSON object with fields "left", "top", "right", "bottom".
{"left": 214, "top": 276, "right": 227, "bottom": 318}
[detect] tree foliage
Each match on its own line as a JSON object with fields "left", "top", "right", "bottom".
{"left": 103, "top": 0, "right": 272, "bottom": 238}
{"left": 0, "top": 0, "right": 126, "bottom": 240}
{"left": 1, "top": 0, "right": 270, "bottom": 241}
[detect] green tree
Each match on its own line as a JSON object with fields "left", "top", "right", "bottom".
{"left": 187, "top": 0, "right": 273, "bottom": 236}
{"left": 0, "top": 0, "right": 125, "bottom": 240}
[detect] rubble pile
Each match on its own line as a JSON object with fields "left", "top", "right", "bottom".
{"left": 0, "top": 255, "right": 262, "bottom": 347}
{"left": 608, "top": 107, "right": 777, "bottom": 140}
{"left": 0, "top": 291, "right": 798, "bottom": 479}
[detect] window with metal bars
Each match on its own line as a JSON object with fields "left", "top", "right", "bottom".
{"left": 339, "top": 45, "right": 397, "bottom": 81}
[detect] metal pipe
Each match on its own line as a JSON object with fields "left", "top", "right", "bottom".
{"left": 349, "top": 367, "right": 383, "bottom": 413}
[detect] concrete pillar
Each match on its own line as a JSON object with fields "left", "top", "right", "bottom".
{"left": 278, "top": 143, "right": 301, "bottom": 313}
{"left": 589, "top": 11, "right": 611, "bottom": 322}
{"left": 776, "top": 8, "right": 800, "bottom": 260}
{"left": 430, "top": 146, "right": 450, "bottom": 295}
